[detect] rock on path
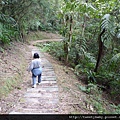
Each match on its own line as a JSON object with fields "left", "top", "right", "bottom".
{"left": 9, "top": 46, "right": 60, "bottom": 114}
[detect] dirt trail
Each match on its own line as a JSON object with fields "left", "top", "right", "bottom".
{"left": 31, "top": 38, "right": 63, "bottom": 44}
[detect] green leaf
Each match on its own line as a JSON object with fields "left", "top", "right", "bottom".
{"left": 110, "top": 53, "right": 120, "bottom": 62}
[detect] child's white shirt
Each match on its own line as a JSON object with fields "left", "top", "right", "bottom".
{"left": 28, "top": 58, "right": 41, "bottom": 72}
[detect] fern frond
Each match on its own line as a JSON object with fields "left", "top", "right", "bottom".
{"left": 117, "top": 33, "right": 120, "bottom": 38}
{"left": 110, "top": 53, "right": 120, "bottom": 63}
{"left": 101, "top": 14, "right": 116, "bottom": 42}
{"left": 0, "top": 13, "right": 16, "bottom": 25}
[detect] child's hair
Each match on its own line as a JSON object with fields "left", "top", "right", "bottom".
{"left": 33, "top": 53, "right": 39, "bottom": 58}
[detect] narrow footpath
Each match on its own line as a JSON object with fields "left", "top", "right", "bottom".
{"left": 9, "top": 43, "right": 60, "bottom": 114}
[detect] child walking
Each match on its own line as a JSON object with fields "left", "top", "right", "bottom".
{"left": 28, "top": 53, "right": 42, "bottom": 88}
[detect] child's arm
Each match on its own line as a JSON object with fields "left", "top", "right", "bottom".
{"left": 27, "top": 61, "right": 33, "bottom": 72}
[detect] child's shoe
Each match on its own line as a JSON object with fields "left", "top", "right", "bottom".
{"left": 32, "top": 84, "right": 36, "bottom": 88}
{"left": 37, "top": 82, "right": 41, "bottom": 85}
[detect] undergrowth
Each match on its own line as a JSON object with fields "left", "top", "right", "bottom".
{"left": 0, "top": 75, "right": 21, "bottom": 97}
{"left": 26, "top": 31, "right": 57, "bottom": 41}
{"left": 78, "top": 83, "right": 120, "bottom": 114}
{"left": 36, "top": 41, "right": 64, "bottom": 60}
{"left": 0, "top": 43, "right": 27, "bottom": 98}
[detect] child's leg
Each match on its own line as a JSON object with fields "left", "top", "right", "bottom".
{"left": 38, "top": 74, "right": 41, "bottom": 83}
{"left": 32, "top": 74, "right": 36, "bottom": 85}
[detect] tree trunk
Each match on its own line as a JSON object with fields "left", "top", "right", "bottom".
{"left": 64, "top": 15, "right": 73, "bottom": 64}
{"left": 69, "top": 15, "right": 73, "bottom": 46}
{"left": 64, "top": 41, "right": 69, "bottom": 64}
{"left": 94, "top": 28, "right": 105, "bottom": 72}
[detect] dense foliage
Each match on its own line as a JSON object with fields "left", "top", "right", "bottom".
{"left": 37, "top": 0, "right": 120, "bottom": 103}
{"left": 58, "top": 0, "right": 120, "bottom": 100}
{"left": 0, "top": 0, "right": 60, "bottom": 44}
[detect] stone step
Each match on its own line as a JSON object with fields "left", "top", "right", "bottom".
{"left": 9, "top": 112, "right": 57, "bottom": 114}
{"left": 42, "top": 76, "right": 56, "bottom": 78}
{"left": 20, "top": 98, "right": 59, "bottom": 104}
{"left": 19, "top": 97, "right": 59, "bottom": 102}
{"left": 42, "top": 78, "right": 56, "bottom": 81}
{"left": 27, "top": 87, "right": 58, "bottom": 92}
{"left": 16, "top": 103, "right": 59, "bottom": 109}
{"left": 42, "top": 67, "right": 53, "bottom": 70}
{"left": 41, "top": 80, "right": 57, "bottom": 83}
{"left": 42, "top": 71, "right": 55, "bottom": 73}
{"left": 36, "top": 85, "right": 58, "bottom": 88}
{"left": 41, "top": 62, "right": 50, "bottom": 64}
{"left": 24, "top": 92, "right": 58, "bottom": 98}
{"left": 33, "top": 85, "right": 57, "bottom": 88}
{"left": 42, "top": 69, "right": 54, "bottom": 72}
{"left": 10, "top": 108, "right": 59, "bottom": 114}
{"left": 42, "top": 72, "right": 55, "bottom": 76}
{"left": 41, "top": 59, "right": 49, "bottom": 61}
{"left": 42, "top": 65, "right": 53, "bottom": 67}
{"left": 42, "top": 75, "right": 56, "bottom": 78}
